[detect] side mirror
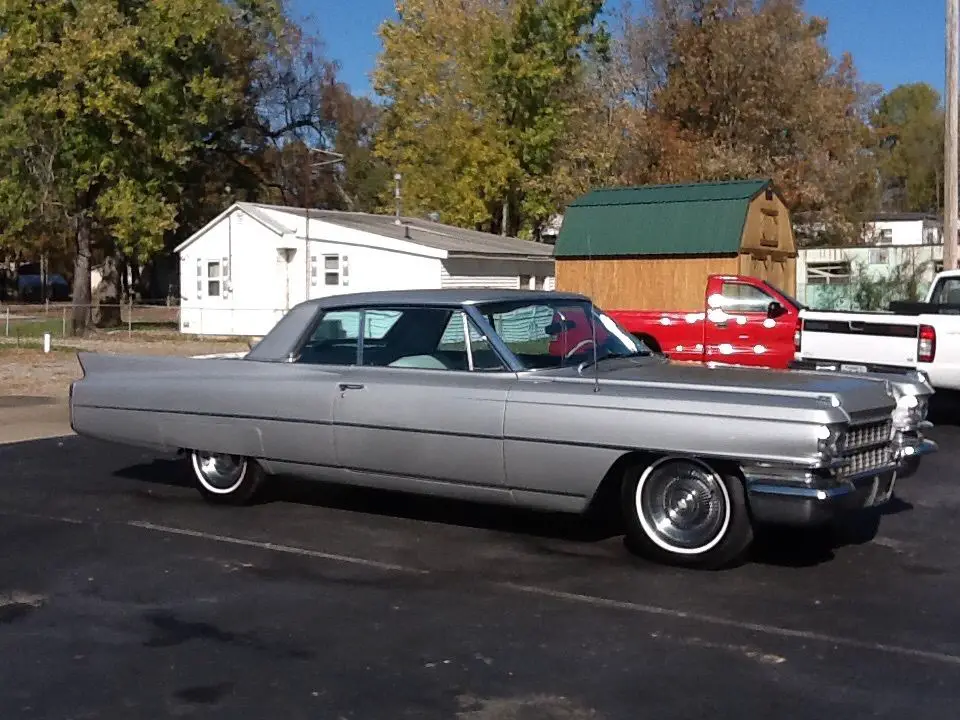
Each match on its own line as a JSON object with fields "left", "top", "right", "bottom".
{"left": 767, "top": 301, "right": 785, "bottom": 318}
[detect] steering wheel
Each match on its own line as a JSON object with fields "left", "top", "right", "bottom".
{"left": 564, "top": 338, "right": 596, "bottom": 359}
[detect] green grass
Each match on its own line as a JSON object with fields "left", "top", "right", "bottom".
{"left": 3, "top": 318, "right": 64, "bottom": 338}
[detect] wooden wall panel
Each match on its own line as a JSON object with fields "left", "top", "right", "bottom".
{"left": 555, "top": 256, "right": 740, "bottom": 311}
{"left": 742, "top": 193, "right": 796, "bottom": 255}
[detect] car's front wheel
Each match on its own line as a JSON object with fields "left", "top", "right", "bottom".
{"left": 621, "top": 456, "right": 753, "bottom": 569}
{"left": 189, "top": 450, "right": 265, "bottom": 505}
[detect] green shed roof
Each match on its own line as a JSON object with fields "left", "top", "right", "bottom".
{"left": 554, "top": 178, "right": 774, "bottom": 258}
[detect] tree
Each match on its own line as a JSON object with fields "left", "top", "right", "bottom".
{"left": 0, "top": 0, "right": 285, "bottom": 333}
{"left": 373, "top": 0, "right": 608, "bottom": 237}
{"left": 873, "top": 83, "right": 944, "bottom": 213}
{"left": 594, "top": 0, "right": 881, "bottom": 242}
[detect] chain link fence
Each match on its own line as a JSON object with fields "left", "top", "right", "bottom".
{"left": 0, "top": 303, "right": 292, "bottom": 344}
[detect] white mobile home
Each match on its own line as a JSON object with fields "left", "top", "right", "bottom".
{"left": 174, "top": 203, "right": 556, "bottom": 337}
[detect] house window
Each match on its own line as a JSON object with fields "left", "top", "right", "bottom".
{"left": 519, "top": 274, "right": 532, "bottom": 289}
{"left": 806, "top": 261, "right": 851, "bottom": 285}
{"left": 310, "top": 255, "right": 318, "bottom": 287}
{"left": 207, "top": 261, "right": 221, "bottom": 297}
{"left": 878, "top": 228, "right": 893, "bottom": 244}
{"left": 324, "top": 255, "right": 340, "bottom": 286}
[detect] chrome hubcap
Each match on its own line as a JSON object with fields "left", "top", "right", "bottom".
{"left": 194, "top": 452, "right": 245, "bottom": 490}
{"left": 638, "top": 460, "right": 728, "bottom": 552}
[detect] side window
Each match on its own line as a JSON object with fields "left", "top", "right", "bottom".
{"left": 718, "top": 282, "right": 774, "bottom": 313}
{"left": 297, "top": 310, "right": 361, "bottom": 365}
{"left": 490, "top": 304, "right": 556, "bottom": 357}
{"left": 436, "top": 311, "right": 505, "bottom": 371}
{"left": 486, "top": 303, "right": 597, "bottom": 368}
{"left": 362, "top": 309, "right": 402, "bottom": 340}
{"left": 358, "top": 307, "right": 508, "bottom": 372}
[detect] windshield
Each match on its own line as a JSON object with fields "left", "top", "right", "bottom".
{"left": 475, "top": 299, "right": 649, "bottom": 371}
{"left": 762, "top": 281, "right": 805, "bottom": 310}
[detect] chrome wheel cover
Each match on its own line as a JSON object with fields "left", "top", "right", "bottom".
{"left": 636, "top": 458, "right": 730, "bottom": 555}
{"left": 191, "top": 451, "right": 247, "bottom": 494}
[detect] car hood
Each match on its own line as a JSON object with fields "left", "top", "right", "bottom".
{"left": 557, "top": 358, "right": 898, "bottom": 418}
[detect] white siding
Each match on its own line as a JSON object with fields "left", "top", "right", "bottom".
{"left": 440, "top": 266, "right": 519, "bottom": 289}
{"left": 864, "top": 219, "right": 928, "bottom": 246}
{"left": 178, "top": 211, "right": 444, "bottom": 337}
{"left": 179, "top": 209, "right": 296, "bottom": 337}
{"left": 306, "top": 225, "right": 442, "bottom": 301}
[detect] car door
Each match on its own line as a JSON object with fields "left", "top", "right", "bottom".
{"left": 704, "top": 280, "right": 794, "bottom": 367}
{"left": 333, "top": 306, "right": 513, "bottom": 492}
{"left": 256, "top": 308, "right": 362, "bottom": 471}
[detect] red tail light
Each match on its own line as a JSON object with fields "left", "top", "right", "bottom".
{"left": 918, "top": 324, "right": 936, "bottom": 363}
{"left": 793, "top": 318, "right": 802, "bottom": 352}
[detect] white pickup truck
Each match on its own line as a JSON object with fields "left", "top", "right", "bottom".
{"left": 792, "top": 270, "right": 960, "bottom": 391}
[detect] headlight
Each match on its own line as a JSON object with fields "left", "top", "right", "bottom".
{"left": 892, "top": 393, "right": 924, "bottom": 431}
{"left": 816, "top": 424, "right": 844, "bottom": 459}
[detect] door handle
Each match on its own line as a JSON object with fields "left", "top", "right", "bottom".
{"left": 338, "top": 383, "right": 365, "bottom": 391}
{"left": 715, "top": 321, "right": 728, "bottom": 328}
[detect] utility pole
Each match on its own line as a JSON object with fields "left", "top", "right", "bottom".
{"left": 946, "top": 0, "right": 958, "bottom": 269}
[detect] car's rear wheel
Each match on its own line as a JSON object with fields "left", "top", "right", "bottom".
{"left": 621, "top": 456, "right": 752, "bottom": 569}
{"left": 189, "top": 450, "right": 265, "bottom": 505}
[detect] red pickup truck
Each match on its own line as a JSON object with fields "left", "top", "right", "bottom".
{"left": 606, "top": 274, "right": 802, "bottom": 369}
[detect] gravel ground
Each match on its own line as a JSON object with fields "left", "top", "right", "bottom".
{"left": 0, "top": 337, "right": 249, "bottom": 399}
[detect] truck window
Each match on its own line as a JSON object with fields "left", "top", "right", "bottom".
{"left": 718, "top": 282, "right": 774, "bottom": 313}
{"left": 930, "top": 277, "right": 960, "bottom": 305}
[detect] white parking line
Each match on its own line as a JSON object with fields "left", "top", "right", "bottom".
{"left": 499, "top": 583, "right": 960, "bottom": 667}
{"left": 128, "top": 520, "right": 428, "bottom": 575}
{"left": 9, "top": 510, "right": 960, "bottom": 668}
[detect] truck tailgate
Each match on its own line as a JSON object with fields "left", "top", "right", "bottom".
{"left": 797, "top": 313, "right": 920, "bottom": 368}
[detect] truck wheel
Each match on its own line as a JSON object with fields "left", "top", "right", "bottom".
{"left": 621, "top": 457, "right": 753, "bottom": 569}
{"left": 189, "top": 450, "right": 266, "bottom": 505}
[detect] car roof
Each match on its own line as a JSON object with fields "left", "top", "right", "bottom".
{"left": 303, "top": 288, "right": 590, "bottom": 308}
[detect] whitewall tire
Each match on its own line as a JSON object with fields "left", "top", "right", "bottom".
{"left": 621, "top": 457, "right": 752, "bottom": 569}
{"left": 190, "top": 450, "right": 265, "bottom": 505}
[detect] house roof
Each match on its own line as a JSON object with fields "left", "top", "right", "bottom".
{"left": 173, "top": 203, "right": 286, "bottom": 253}
{"left": 866, "top": 212, "right": 942, "bottom": 223}
{"left": 554, "top": 178, "right": 775, "bottom": 258}
{"left": 240, "top": 203, "right": 555, "bottom": 259}
{"left": 304, "top": 287, "right": 586, "bottom": 308}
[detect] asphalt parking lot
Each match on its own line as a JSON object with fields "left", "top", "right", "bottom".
{"left": 1, "top": 420, "right": 960, "bottom": 718}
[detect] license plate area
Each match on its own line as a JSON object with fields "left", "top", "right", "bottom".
{"left": 841, "top": 363, "right": 868, "bottom": 373}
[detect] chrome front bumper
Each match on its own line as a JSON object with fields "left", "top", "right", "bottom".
{"left": 743, "top": 422, "right": 938, "bottom": 527}
{"left": 745, "top": 467, "right": 899, "bottom": 527}
{"left": 893, "top": 428, "right": 939, "bottom": 479}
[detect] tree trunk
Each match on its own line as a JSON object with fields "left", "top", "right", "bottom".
{"left": 501, "top": 196, "right": 510, "bottom": 237}
{"left": 70, "top": 215, "right": 92, "bottom": 336}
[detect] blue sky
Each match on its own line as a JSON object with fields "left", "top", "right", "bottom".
{"left": 296, "top": 0, "right": 945, "bottom": 99}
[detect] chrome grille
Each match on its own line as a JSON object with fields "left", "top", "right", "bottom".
{"left": 840, "top": 445, "right": 894, "bottom": 477}
{"left": 837, "top": 419, "right": 894, "bottom": 478}
{"left": 840, "top": 419, "right": 892, "bottom": 452}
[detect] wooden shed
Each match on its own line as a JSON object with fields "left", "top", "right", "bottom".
{"left": 554, "top": 178, "right": 797, "bottom": 310}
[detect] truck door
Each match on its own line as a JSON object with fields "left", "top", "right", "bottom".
{"left": 703, "top": 279, "right": 796, "bottom": 368}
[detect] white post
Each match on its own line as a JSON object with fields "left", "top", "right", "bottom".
{"left": 43, "top": 332, "right": 51, "bottom": 354}
{"left": 946, "top": 0, "right": 959, "bottom": 269}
